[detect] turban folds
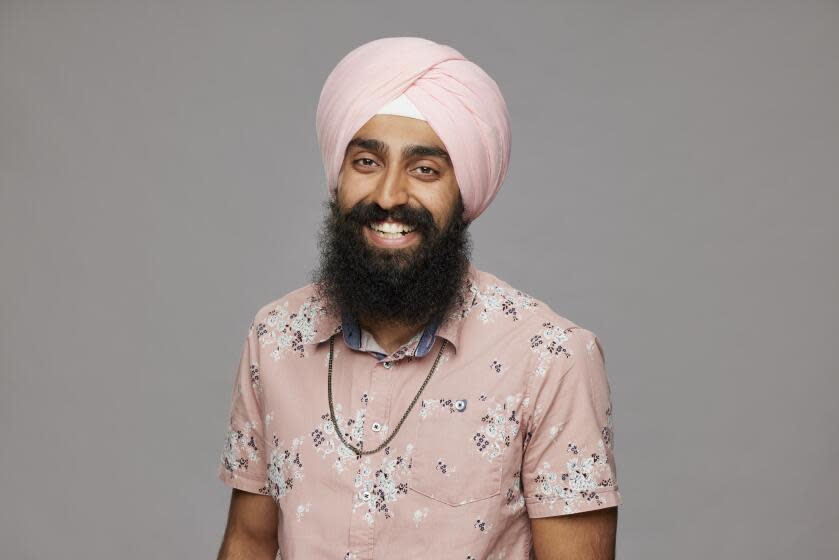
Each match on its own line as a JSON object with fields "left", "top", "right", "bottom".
{"left": 315, "top": 37, "right": 511, "bottom": 223}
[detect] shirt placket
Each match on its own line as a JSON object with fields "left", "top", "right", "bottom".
{"left": 347, "top": 348, "right": 403, "bottom": 559}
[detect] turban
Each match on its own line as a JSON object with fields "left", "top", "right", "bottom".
{"left": 315, "top": 37, "right": 512, "bottom": 223}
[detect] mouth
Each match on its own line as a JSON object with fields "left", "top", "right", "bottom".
{"left": 367, "top": 220, "right": 417, "bottom": 238}
{"left": 364, "top": 220, "right": 420, "bottom": 248}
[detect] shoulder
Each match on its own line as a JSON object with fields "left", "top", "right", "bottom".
{"left": 245, "top": 282, "right": 335, "bottom": 357}
{"left": 467, "top": 266, "right": 600, "bottom": 362}
{"left": 467, "top": 266, "right": 586, "bottom": 331}
{"left": 250, "top": 282, "right": 322, "bottom": 325}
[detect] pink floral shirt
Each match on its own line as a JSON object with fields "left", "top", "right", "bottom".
{"left": 218, "top": 263, "right": 622, "bottom": 559}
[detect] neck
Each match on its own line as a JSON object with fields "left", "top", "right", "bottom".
{"left": 357, "top": 314, "right": 423, "bottom": 356}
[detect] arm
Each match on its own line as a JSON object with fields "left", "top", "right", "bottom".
{"left": 217, "top": 315, "right": 276, "bottom": 558}
{"left": 531, "top": 506, "right": 618, "bottom": 560}
{"left": 521, "top": 327, "right": 623, "bottom": 557}
{"left": 217, "top": 489, "right": 279, "bottom": 560}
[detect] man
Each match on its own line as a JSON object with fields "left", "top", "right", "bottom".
{"left": 217, "top": 37, "right": 621, "bottom": 560}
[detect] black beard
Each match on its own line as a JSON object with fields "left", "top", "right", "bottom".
{"left": 311, "top": 194, "right": 473, "bottom": 330}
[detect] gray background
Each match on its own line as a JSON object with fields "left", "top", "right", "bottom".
{"left": 1, "top": 1, "right": 837, "bottom": 558}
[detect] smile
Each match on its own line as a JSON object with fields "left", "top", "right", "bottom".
{"left": 365, "top": 222, "right": 420, "bottom": 248}
{"left": 369, "top": 221, "right": 417, "bottom": 237}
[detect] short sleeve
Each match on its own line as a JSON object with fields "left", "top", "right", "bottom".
{"left": 216, "top": 315, "right": 269, "bottom": 495}
{"left": 521, "top": 326, "right": 622, "bottom": 518}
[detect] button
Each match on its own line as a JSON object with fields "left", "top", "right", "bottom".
{"left": 371, "top": 422, "right": 382, "bottom": 432}
{"left": 382, "top": 361, "right": 392, "bottom": 369}
{"left": 454, "top": 399, "right": 467, "bottom": 412}
{"left": 360, "top": 490, "right": 371, "bottom": 501}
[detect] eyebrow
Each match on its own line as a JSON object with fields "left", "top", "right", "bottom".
{"left": 346, "top": 137, "right": 450, "bottom": 162}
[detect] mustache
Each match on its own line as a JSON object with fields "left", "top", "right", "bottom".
{"left": 344, "top": 201, "right": 438, "bottom": 235}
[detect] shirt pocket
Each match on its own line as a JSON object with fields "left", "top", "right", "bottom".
{"left": 408, "top": 394, "right": 504, "bottom": 506}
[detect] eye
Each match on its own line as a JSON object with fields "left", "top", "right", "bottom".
{"left": 353, "top": 158, "right": 379, "bottom": 168}
{"left": 414, "top": 166, "right": 438, "bottom": 176}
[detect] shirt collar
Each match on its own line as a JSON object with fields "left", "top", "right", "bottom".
{"left": 340, "top": 307, "right": 440, "bottom": 358}
{"left": 307, "top": 262, "right": 479, "bottom": 356}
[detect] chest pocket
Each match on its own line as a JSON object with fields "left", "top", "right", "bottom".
{"left": 408, "top": 394, "right": 504, "bottom": 506}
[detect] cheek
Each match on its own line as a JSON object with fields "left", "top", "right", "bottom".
{"left": 336, "top": 170, "right": 366, "bottom": 209}
{"left": 413, "top": 197, "right": 449, "bottom": 229}
{"left": 432, "top": 181, "right": 461, "bottom": 225}
{"left": 446, "top": 178, "right": 461, "bottom": 207}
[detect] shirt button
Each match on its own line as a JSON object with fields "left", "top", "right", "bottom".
{"left": 454, "top": 399, "right": 467, "bottom": 412}
{"left": 382, "top": 361, "right": 392, "bottom": 369}
{"left": 371, "top": 422, "right": 382, "bottom": 432}
{"left": 360, "top": 490, "right": 371, "bottom": 501}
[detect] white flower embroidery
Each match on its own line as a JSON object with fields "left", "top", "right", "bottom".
{"left": 474, "top": 394, "right": 523, "bottom": 462}
{"left": 532, "top": 438, "right": 614, "bottom": 514}
{"left": 295, "top": 502, "right": 312, "bottom": 521}
{"left": 504, "top": 470, "right": 526, "bottom": 514}
{"left": 486, "top": 548, "right": 510, "bottom": 560}
{"left": 418, "top": 398, "right": 442, "bottom": 419}
{"left": 529, "top": 322, "right": 574, "bottom": 377}
{"left": 474, "top": 284, "right": 538, "bottom": 324}
{"left": 221, "top": 420, "right": 260, "bottom": 478}
{"left": 258, "top": 296, "right": 327, "bottom": 360}
{"left": 265, "top": 436, "right": 305, "bottom": 501}
{"left": 548, "top": 424, "right": 564, "bottom": 442}
{"left": 312, "top": 402, "right": 364, "bottom": 474}
{"left": 434, "top": 457, "right": 457, "bottom": 476}
{"left": 413, "top": 507, "right": 429, "bottom": 527}
{"left": 351, "top": 444, "right": 413, "bottom": 526}
{"left": 586, "top": 338, "right": 596, "bottom": 358}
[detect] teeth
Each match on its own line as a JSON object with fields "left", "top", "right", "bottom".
{"left": 370, "top": 221, "right": 416, "bottom": 234}
{"left": 373, "top": 230, "right": 408, "bottom": 239}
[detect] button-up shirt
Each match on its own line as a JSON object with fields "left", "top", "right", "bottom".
{"left": 218, "top": 262, "right": 622, "bottom": 559}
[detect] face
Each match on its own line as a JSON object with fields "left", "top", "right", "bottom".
{"left": 311, "top": 114, "right": 473, "bottom": 329}
{"left": 337, "top": 114, "right": 463, "bottom": 252}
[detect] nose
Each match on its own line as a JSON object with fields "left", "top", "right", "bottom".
{"left": 368, "top": 163, "right": 410, "bottom": 212}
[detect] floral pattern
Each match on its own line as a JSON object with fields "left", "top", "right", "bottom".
{"left": 295, "top": 502, "right": 311, "bottom": 521}
{"left": 474, "top": 517, "right": 493, "bottom": 534}
{"left": 532, "top": 434, "right": 615, "bottom": 515}
{"left": 264, "top": 435, "right": 306, "bottom": 502}
{"left": 352, "top": 444, "right": 413, "bottom": 526}
{"left": 311, "top": 403, "right": 364, "bottom": 473}
{"left": 505, "top": 469, "right": 526, "bottom": 514}
{"left": 473, "top": 394, "right": 523, "bottom": 461}
{"left": 472, "top": 284, "right": 539, "bottom": 324}
{"left": 529, "top": 321, "right": 574, "bottom": 376}
{"left": 218, "top": 263, "right": 621, "bottom": 559}
{"left": 258, "top": 296, "right": 328, "bottom": 360}
{"left": 412, "top": 507, "right": 429, "bottom": 527}
{"left": 249, "top": 363, "right": 261, "bottom": 394}
{"left": 221, "top": 419, "right": 260, "bottom": 479}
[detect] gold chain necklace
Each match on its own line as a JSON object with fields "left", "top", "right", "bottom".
{"left": 326, "top": 332, "right": 448, "bottom": 460}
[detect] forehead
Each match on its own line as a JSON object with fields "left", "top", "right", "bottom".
{"left": 351, "top": 114, "right": 447, "bottom": 151}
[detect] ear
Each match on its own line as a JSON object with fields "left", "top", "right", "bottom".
{"left": 329, "top": 181, "right": 342, "bottom": 213}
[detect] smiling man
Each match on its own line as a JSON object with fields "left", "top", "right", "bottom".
{"left": 217, "top": 37, "right": 622, "bottom": 560}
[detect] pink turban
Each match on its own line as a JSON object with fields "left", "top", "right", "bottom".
{"left": 315, "top": 37, "right": 512, "bottom": 222}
